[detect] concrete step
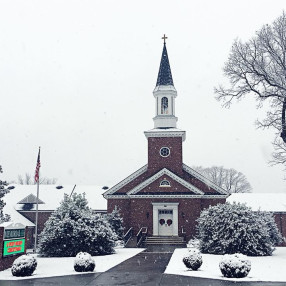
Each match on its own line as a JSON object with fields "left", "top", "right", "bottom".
{"left": 144, "top": 236, "right": 186, "bottom": 246}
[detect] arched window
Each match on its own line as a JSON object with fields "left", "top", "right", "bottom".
{"left": 160, "top": 180, "right": 171, "bottom": 187}
{"left": 161, "top": 97, "right": 168, "bottom": 114}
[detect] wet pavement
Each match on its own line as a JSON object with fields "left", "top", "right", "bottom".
{"left": 1, "top": 246, "right": 285, "bottom": 286}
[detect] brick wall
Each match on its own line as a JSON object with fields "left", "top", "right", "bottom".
{"left": 274, "top": 213, "right": 286, "bottom": 246}
{"left": 108, "top": 197, "right": 226, "bottom": 241}
{"left": 148, "top": 137, "right": 183, "bottom": 175}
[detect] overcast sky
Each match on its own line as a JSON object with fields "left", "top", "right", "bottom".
{"left": 0, "top": 0, "right": 286, "bottom": 193}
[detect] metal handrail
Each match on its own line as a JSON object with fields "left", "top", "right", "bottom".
{"left": 123, "top": 227, "right": 133, "bottom": 245}
{"left": 136, "top": 227, "right": 148, "bottom": 247}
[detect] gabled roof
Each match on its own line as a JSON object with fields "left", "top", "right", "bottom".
{"left": 103, "top": 165, "right": 148, "bottom": 197}
{"left": 127, "top": 168, "right": 204, "bottom": 196}
{"left": 156, "top": 43, "right": 174, "bottom": 86}
{"left": 182, "top": 164, "right": 228, "bottom": 195}
{"left": 17, "top": 193, "right": 45, "bottom": 204}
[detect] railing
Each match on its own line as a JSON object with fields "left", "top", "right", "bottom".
{"left": 181, "top": 226, "right": 186, "bottom": 242}
{"left": 123, "top": 227, "right": 133, "bottom": 246}
{"left": 136, "top": 227, "right": 148, "bottom": 247}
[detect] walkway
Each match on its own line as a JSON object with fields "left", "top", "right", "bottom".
{"left": 1, "top": 246, "right": 285, "bottom": 285}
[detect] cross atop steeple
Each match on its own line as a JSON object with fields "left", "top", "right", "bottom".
{"left": 156, "top": 37, "right": 174, "bottom": 87}
{"left": 162, "top": 34, "right": 168, "bottom": 44}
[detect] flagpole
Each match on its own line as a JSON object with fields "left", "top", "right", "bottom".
{"left": 34, "top": 147, "right": 41, "bottom": 253}
{"left": 34, "top": 177, "right": 40, "bottom": 253}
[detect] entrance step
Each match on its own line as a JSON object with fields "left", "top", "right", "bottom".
{"left": 143, "top": 236, "right": 186, "bottom": 246}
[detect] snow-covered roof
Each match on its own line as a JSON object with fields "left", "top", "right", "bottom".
{"left": 227, "top": 193, "right": 286, "bottom": 212}
{"left": 1, "top": 185, "right": 108, "bottom": 226}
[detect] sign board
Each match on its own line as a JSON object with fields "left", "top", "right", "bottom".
{"left": 4, "top": 229, "right": 25, "bottom": 240}
{"left": 3, "top": 239, "right": 25, "bottom": 257}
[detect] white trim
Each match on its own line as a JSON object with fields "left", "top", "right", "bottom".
{"left": 131, "top": 194, "right": 203, "bottom": 198}
{"left": 127, "top": 168, "right": 204, "bottom": 196}
{"left": 182, "top": 164, "right": 229, "bottom": 195}
{"left": 152, "top": 202, "right": 179, "bottom": 236}
{"left": 103, "top": 165, "right": 148, "bottom": 198}
{"left": 144, "top": 129, "right": 186, "bottom": 141}
{"left": 104, "top": 195, "right": 130, "bottom": 199}
{"left": 107, "top": 194, "right": 228, "bottom": 199}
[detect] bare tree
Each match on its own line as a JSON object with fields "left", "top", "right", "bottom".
{"left": 215, "top": 12, "right": 286, "bottom": 166}
{"left": 193, "top": 166, "right": 252, "bottom": 193}
{"left": 16, "top": 173, "right": 57, "bottom": 185}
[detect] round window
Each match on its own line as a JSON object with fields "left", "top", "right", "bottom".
{"left": 160, "top": 147, "right": 170, "bottom": 157}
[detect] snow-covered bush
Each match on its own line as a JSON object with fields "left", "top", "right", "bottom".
{"left": 11, "top": 255, "right": 37, "bottom": 277}
{"left": 258, "top": 210, "right": 283, "bottom": 246}
{"left": 105, "top": 206, "right": 124, "bottom": 239}
{"left": 197, "top": 202, "right": 281, "bottom": 256}
{"left": 39, "top": 193, "right": 117, "bottom": 257}
{"left": 183, "top": 249, "right": 203, "bottom": 270}
{"left": 219, "top": 253, "right": 251, "bottom": 278}
{"left": 74, "top": 252, "right": 95, "bottom": 272}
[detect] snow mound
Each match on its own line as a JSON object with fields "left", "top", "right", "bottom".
{"left": 11, "top": 255, "right": 37, "bottom": 277}
{"left": 219, "top": 253, "right": 251, "bottom": 278}
{"left": 74, "top": 252, "right": 95, "bottom": 272}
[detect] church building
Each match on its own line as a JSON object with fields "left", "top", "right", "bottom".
{"left": 103, "top": 37, "right": 228, "bottom": 241}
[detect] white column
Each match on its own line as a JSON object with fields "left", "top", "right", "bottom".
{"left": 153, "top": 206, "right": 159, "bottom": 236}
{"left": 173, "top": 206, "right": 178, "bottom": 236}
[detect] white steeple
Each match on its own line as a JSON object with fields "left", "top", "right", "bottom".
{"left": 153, "top": 37, "right": 178, "bottom": 129}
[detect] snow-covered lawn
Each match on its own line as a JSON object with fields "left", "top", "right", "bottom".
{"left": 0, "top": 248, "right": 144, "bottom": 280}
{"left": 165, "top": 247, "right": 286, "bottom": 282}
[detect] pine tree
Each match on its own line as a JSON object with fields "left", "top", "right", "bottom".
{"left": 39, "top": 193, "right": 117, "bottom": 257}
{"left": 0, "top": 165, "right": 10, "bottom": 223}
{"left": 197, "top": 202, "right": 282, "bottom": 256}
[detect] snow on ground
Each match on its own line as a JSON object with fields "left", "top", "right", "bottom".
{"left": 0, "top": 248, "right": 144, "bottom": 280}
{"left": 165, "top": 247, "right": 286, "bottom": 282}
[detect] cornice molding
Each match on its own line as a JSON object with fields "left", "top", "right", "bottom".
{"left": 106, "top": 194, "right": 227, "bottom": 199}
{"left": 127, "top": 168, "right": 204, "bottom": 196}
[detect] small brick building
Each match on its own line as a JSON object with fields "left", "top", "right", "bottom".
{"left": 103, "top": 41, "right": 228, "bottom": 241}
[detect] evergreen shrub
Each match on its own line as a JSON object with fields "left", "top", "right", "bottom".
{"left": 39, "top": 193, "right": 117, "bottom": 257}
{"left": 183, "top": 248, "right": 203, "bottom": 270}
{"left": 105, "top": 206, "right": 124, "bottom": 239}
{"left": 11, "top": 255, "right": 37, "bottom": 277}
{"left": 74, "top": 252, "right": 95, "bottom": 272}
{"left": 219, "top": 253, "right": 251, "bottom": 278}
{"left": 197, "top": 202, "right": 282, "bottom": 256}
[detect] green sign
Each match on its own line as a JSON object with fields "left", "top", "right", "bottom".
{"left": 4, "top": 229, "right": 25, "bottom": 239}
{"left": 3, "top": 239, "right": 25, "bottom": 257}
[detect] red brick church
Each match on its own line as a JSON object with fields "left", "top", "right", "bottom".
{"left": 103, "top": 38, "right": 228, "bottom": 241}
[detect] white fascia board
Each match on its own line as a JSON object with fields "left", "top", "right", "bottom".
{"left": 130, "top": 194, "right": 203, "bottom": 198}
{"left": 102, "top": 165, "right": 148, "bottom": 198}
{"left": 144, "top": 128, "right": 186, "bottom": 141}
{"left": 127, "top": 168, "right": 204, "bottom": 196}
{"left": 182, "top": 164, "right": 229, "bottom": 195}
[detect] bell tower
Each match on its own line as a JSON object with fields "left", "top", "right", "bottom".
{"left": 153, "top": 35, "right": 178, "bottom": 129}
{"left": 145, "top": 35, "right": 186, "bottom": 175}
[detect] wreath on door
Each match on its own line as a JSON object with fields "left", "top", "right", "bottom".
{"left": 159, "top": 219, "right": 165, "bottom": 225}
{"left": 167, "top": 219, "right": 173, "bottom": 226}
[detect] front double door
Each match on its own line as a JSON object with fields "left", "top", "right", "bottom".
{"left": 158, "top": 209, "right": 173, "bottom": 236}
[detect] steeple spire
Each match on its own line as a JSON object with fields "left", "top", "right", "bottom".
{"left": 152, "top": 35, "right": 178, "bottom": 129}
{"left": 156, "top": 36, "right": 174, "bottom": 87}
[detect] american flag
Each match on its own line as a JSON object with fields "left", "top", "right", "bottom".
{"left": 34, "top": 147, "right": 41, "bottom": 183}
